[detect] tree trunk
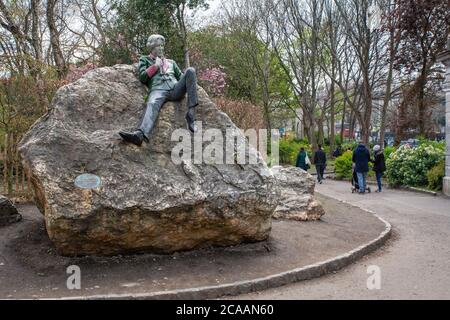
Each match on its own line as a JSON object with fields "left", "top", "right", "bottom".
{"left": 340, "top": 101, "right": 346, "bottom": 143}
{"left": 46, "top": 0, "right": 66, "bottom": 78}
{"left": 380, "top": 1, "right": 398, "bottom": 148}
{"left": 379, "top": 49, "right": 394, "bottom": 147}
{"left": 184, "top": 44, "right": 190, "bottom": 69}
{"left": 303, "top": 110, "right": 317, "bottom": 150}
{"left": 362, "top": 102, "right": 372, "bottom": 145}
{"left": 349, "top": 110, "right": 355, "bottom": 141}
{"left": 395, "top": 73, "right": 425, "bottom": 145}
{"left": 309, "top": 113, "right": 318, "bottom": 151}
{"left": 31, "top": 0, "right": 43, "bottom": 65}
{"left": 329, "top": 80, "right": 336, "bottom": 157}
{"left": 395, "top": 97, "right": 408, "bottom": 146}
{"left": 417, "top": 62, "right": 427, "bottom": 136}
{"left": 90, "top": 0, "right": 106, "bottom": 47}
{"left": 317, "top": 112, "right": 324, "bottom": 147}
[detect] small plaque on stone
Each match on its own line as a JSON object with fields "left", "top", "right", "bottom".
{"left": 74, "top": 173, "right": 102, "bottom": 189}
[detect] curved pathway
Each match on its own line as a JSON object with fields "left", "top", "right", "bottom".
{"left": 231, "top": 180, "right": 450, "bottom": 299}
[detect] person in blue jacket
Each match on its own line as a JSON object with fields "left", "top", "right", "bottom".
{"left": 352, "top": 141, "right": 370, "bottom": 194}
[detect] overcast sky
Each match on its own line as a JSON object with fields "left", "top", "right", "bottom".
{"left": 187, "top": 0, "right": 222, "bottom": 30}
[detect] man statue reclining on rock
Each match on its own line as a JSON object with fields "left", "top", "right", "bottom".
{"left": 119, "top": 34, "right": 199, "bottom": 146}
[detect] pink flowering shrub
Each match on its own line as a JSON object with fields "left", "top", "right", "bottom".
{"left": 198, "top": 67, "right": 227, "bottom": 97}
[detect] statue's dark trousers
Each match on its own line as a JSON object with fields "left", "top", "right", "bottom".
{"left": 119, "top": 67, "right": 199, "bottom": 146}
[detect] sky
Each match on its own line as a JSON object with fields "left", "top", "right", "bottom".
{"left": 187, "top": 0, "right": 222, "bottom": 30}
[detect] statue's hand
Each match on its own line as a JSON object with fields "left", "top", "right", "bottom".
{"left": 155, "top": 57, "right": 163, "bottom": 69}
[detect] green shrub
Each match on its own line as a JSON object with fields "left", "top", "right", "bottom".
{"left": 322, "top": 145, "right": 330, "bottom": 155}
{"left": 334, "top": 150, "right": 353, "bottom": 180}
{"left": 279, "top": 138, "right": 297, "bottom": 165}
{"left": 386, "top": 141, "right": 445, "bottom": 187}
{"left": 334, "top": 135, "right": 342, "bottom": 146}
{"left": 384, "top": 146, "right": 396, "bottom": 159}
{"left": 427, "top": 160, "right": 445, "bottom": 191}
{"left": 295, "top": 138, "right": 310, "bottom": 145}
{"left": 279, "top": 138, "right": 312, "bottom": 166}
{"left": 341, "top": 141, "right": 357, "bottom": 153}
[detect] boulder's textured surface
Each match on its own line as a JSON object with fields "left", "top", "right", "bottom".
{"left": 271, "top": 166, "right": 325, "bottom": 221}
{"left": 18, "top": 64, "right": 279, "bottom": 256}
{"left": 0, "top": 195, "right": 22, "bottom": 226}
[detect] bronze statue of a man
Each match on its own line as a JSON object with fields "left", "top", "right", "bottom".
{"left": 119, "top": 34, "right": 198, "bottom": 146}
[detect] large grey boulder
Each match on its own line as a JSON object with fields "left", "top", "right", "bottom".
{"left": 18, "top": 64, "right": 279, "bottom": 256}
{"left": 0, "top": 195, "right": 22, "bottom": 226}
{"left": 271, "top": 166, "right": 325, "bottom": 221}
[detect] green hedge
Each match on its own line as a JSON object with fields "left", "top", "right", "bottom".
{"left": 383, "top": 146, "right": 396, "bottom": 159}
{"left": 334, "top": 150, "right": 353, "bottom": 179}
{"left": 279, "top": 138, "right": 312, "bottom": 166}
{"left": 386, "top": 141, "right": 445, "bottom": 187}
{"left": 427, "top": 160, "right": 445, "bottom": 191}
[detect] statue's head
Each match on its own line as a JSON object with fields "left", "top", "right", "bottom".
{"left": 147, "top": 34, "right": 165, "bottom": 58}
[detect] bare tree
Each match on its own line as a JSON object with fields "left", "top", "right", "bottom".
{"left": 46, "top": 0, "right": 66, "bottom": 77}
{"left": 0, "top": 0, "right": 34, "bottom": 73}
{"left": 220, "top": 0, "right": 279, "bottom": 134}
{"left": 259, "top": 0, "right": 329, "bottom": 149}
{"left": 311, "top": 0, "right": 387, "bottom": 144}
{"left": 63, "top": 0, "right": 111, "bottom": 62}
{"left": 378, "top": 0, "right": 400, "bottom": 147}
{"left": 392, "top": 0, "right": 449, "bottom": 143}
{"left": 30, "top": 0, "right": 43, "bottom": 65}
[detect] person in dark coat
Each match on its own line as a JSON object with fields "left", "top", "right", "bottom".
{"left": 352, "top": 141, "right": 370, "bottom": 194}
{"left": 371, "top": 144, "right": 386, "bottom": 192}
{"left": 333, "top": 145, "right": 343, "bottom": 158}
{"left": 313, "top": 144, "right": 327, "bottom": 184}
{"left": 296, "top": 147, "right": 310, "bottom": 171}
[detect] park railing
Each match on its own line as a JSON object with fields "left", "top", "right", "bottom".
{"left": 0, "top": 132, "right": 34, "bottom": 201}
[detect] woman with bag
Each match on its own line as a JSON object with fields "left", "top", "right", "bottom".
{"left": 296, "top": 147, "right": 310, "bottom": 171}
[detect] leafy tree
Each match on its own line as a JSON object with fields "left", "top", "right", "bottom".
{"left": 190, "top": 26, "right": 294, "bottom": 120}
{"left": 100, "top": 0, "right": 208, "bottom": 67}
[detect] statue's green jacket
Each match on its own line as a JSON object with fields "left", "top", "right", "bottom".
{"left": 138, "top": 55, "right": 183, "bottom": 91}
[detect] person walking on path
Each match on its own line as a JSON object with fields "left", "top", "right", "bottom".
{"left": 313, "top": 145, "right": 327, "bottom": 184}
{"left": 371, "top": 144, "right": 386, "bottom": 192}
{"left": 296, "top": 147, "right": 310, "bottom": 171}
{"left": 352, "top": 141, "right": 370, "bottom": 194}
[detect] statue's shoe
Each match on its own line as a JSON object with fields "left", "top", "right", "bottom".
{"left": 186, "top": 105, "right": 198, "bottom": 133}
{"left": 119, "top": 129, "right": 146, "bottom": 146}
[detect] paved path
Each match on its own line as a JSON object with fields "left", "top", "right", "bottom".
{"left": 231, "top": 180, "right": 450, "bottom": 299}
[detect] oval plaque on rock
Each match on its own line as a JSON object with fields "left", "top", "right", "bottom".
{"left": 74, "top": 173, "right": 101, "bottom": 189}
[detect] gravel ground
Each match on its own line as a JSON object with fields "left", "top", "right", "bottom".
{"left": 0, "top": 193, "right": 385, "bottom": 299}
